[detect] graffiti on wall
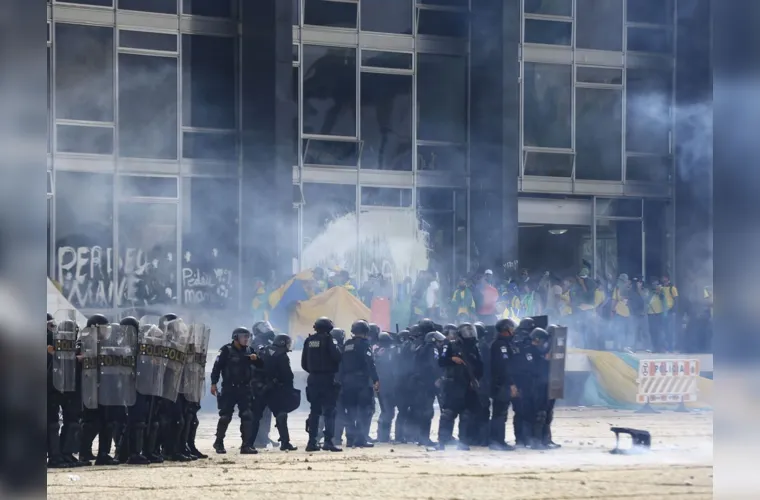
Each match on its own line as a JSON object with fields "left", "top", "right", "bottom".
{"left": 181, "top": 248, "right": 234, "bottom": 308}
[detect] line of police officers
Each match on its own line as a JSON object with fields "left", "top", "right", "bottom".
{"left": 47, "top": 311, "right": 211, "bottom": 468}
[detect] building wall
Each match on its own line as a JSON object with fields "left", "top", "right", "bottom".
{"left": 46, "top": 0, "right": 686, "bottom": 317}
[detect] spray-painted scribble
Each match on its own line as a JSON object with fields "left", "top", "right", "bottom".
{"left": 181, "top": 249, "right": 235, "bottom": 308}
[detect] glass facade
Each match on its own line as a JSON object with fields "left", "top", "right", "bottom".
{"left": 47, "top": 0, "right": 678, "bottom": 315}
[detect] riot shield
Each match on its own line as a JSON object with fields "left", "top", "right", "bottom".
{"left": 79, "top": 326, "right": 100, "bottom": 409}
{"left": 161, "top": 319, "right": 190, "bottom": 402}
{"left": 97, "top": 324, "right": 137, "bottom": 407}
{"left": 139, "top": 315, "right": 162, "bottom": 329}
{"left": 548, "top": 326, "right": 568, "bottom": 400}
{"left": 181, "top": 323, "right": 211, "bottom": 403}
{"left": 136, "top": 324, "right": 166, "bottom": 397}
{"left": 52, "top": 311, "right": 78, "bottom": 393}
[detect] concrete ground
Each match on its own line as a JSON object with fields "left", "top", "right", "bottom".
{"left": 48, "top": 407, "right": 713, "bottom": 500}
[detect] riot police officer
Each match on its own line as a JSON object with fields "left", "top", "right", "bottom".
{"left": 47, "top": 313, "right": 66, "bottom": 468}
{"left": 301, "top": 317, "right": 342, "bottom": 452}
{"left": 526, "top": 327, "right": 551, "bottom": 450}
{"left": 489, "top": 318, "right": 518, "bottom": 451}
{"left": 436, "top": 323, "right": 483, "bottom": 451}
{"left": 395, "top": 325, "right": 423, "bottom": 443}
{"left": 254, "top": 333, "right": 299, "bottom": 451}
{"left": 210, "top": 327, "right": 260, "bottom": 454}
{"left": 329, "top": 328, "right": 346, "bottom": 444}
{"left": 510, "top": 318, "right": 536, "bottom": 447}
{"left": 119, "top": 316, "right": 152, "bottom": 465}
{"left": 470, "top": 322, "right": 491, "bottom": 446}
{"left": 251, "top": 321, "right": 276, "bottom": 448}
{"left": 411, "top": 331, "right": 445, "bottom": 447}
{"left": 543, "top": 325, "right": 562, "bottom": 449}
{"left": 340, "top": 320, "right": 379, "bottom": 448}
{"left": 374, "top": 332, "right": 398, "bottom": 443}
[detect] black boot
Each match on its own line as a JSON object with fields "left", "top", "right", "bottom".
{"left": 95, "top": 423, "right": 119, "bottom": 465}
{"left": 321, "top": 440, "right": 343, "bottom": 452}
{"left": 47, "top": 424, "right": 68, "bottom": 469}
{"left": 179, "top": 415, "right": 198, "bottom": 460}
{"left": 188, "top": 416, "right": 208, "bottom": 459}
{"left": 377, "top": 420, "right": 391, "bottom": 443}
{"left": 126, "top": 426, "right": 150, "bottom": 465}
{"left": 240, "top": 445, "right": 258, "bottom": 455}
{"left": 145, "top": 421, "right": 163, "bottom": 463}
{"left": 275, "top": 414, "right": 297, "bottom": 451}
{"left": 214, "top": 415, "right": 231, "bottom": 454}
{"left": 166, "top": 421, "right": 193, "bottom": 462}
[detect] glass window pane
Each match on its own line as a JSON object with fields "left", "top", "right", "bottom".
{"left": 417, "top": 187, "right": 454, "bottom": 210}
{"left": 524, "top": 19, "right": 571, "bottom": 46}
{"left": 595, "top": 197, "right": 642, "bottom": 217}
{"left": 119, "top": 176, "right": 178, "bottom": 198}
{"left": 183, "top": 0, "right": 233, "bottom": 17}
{"left": 417, "top": 144, "right": 466, "bottom": 173}
{"left": 361, "top": 51, "right": 413, "bottom": 70}
{"left": 304, "top": 0, "right": 357, "bottom": 29}
{"left": 56, "top": 124, "right": 114, "bottom": 155}
{"left": 118, "top": 54, "right": 178, "bottom": 159}
{"left": 626, "top": 68, "right": 672, "bottom": 154}
{"left": 419, "top": 0, "right": 467, "bottom": 7}
{"left": 182, "top": 35, "right": 236, "bottom": 129}
{"left": 303, "top": 139, "right": 360, "bottom": 167}
{"left": 360, "top": 73, "right": 413, "bottom": 170}
{"left": 292, "top": 66, "right": 299, "bottom": 165}
{"left": 119, "top": 30, "right": 177, "bottom": 52}
{"left": 118, "top": 202, "right": 178, "bottom": 306}
{"left": 293, "top": 44, "right": 299, "bottom": 63}
{"left": 576, "top": 66, "right": 623, "bottom": 84}
{"left": 627, "top": 27, "right": 673, "bottom": 54}
{"left": 627, "top": 0, "right": 673, "bottom": 25}
{"left": 55, "top": 24, "right": 114, "bottom": 122}
{"left": 183, "top": 131, "right": 237, "bottom": 161}
{"left": 57, "top": 0, "right": 112, "bottom": 5}
{"left": 523, "top": 151, "right": 573, "bottom": 177}
{"left": 417, "top": 54, "right": 466, "bottom": 143}
{"left": 301, "top": 182, "right": 356, "bottom": 261}
{"left": 48, "top": 47, "right": 52, "bottom": 153}
{"left": 361, "top": 187, "right": 412, "bottom": 207}
{"left": 523, "top": 63, "right": 571, "bottom": 148}
{"left": 302, "top": 46, "right": 356, "bottom": 137}
{"left": 575, "top": 87, "right": 623, "bottom": 180}
{"left": 524, "top": 0, "right": 572, "bottom": 17}
{"left": 576, "top": 0, "right": 623, "bottom": 51}
{"left": 293, "top": 0, "right": 300, "bottom": 25}
{"left": 418, "top": 9, "right": 468, "bottom": 38}
{"left": 54, "top": 172, "right": 114, "bottom": 309}
{"left": 182, "top": 177, "right": 239, "bottom": 307}
{"left": 119, "top": 0, "right": 177, "bottom": 14}
{"left": 626, "top": 155, "right": 670, "bottom": 183}
{"left": 361, "top": 0, "right": 413, "bottom": 34}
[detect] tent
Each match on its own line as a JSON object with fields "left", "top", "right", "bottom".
{"left": 289, "top": 286, "right": 371, "bottom": 335}
{"left": 47, "top": 278, "right": 87, "bottom": 325}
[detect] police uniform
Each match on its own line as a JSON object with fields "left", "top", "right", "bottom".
{"left": 489, "top": 323, "right": 517, "bottom": 451}
{"left": 411, "top": 332, "right": 444, "bottom": 446}
{"left": 301, "top": 317, "right": 343, "bottom": 452}
{"left": 339, "top": 321, "right": 378, "bottom": 448}
{"left": 374, "top": 333, "right": 398, "bottom": 443}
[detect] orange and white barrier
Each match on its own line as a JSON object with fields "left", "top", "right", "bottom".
{"left": 636, "top": 359, "right": 700, "bottom": 404}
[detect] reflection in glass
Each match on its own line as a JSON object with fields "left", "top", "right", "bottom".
{"left": 118, "top": 202, "right": 178, "bottom": 306}
{"left": 182, "top": 35, "right": 236, "bottom": 129}
{"left": 182, "top": 131, "right": 237, "bottom": 161}
{"left": 575, "top": 88, "right": 622, "bottom": 181}
{"left": 523, "top": 151, "right": 573, "bottom": 177}
{"left": 119, "top": 0, "right": 176, "bottom": 14}
{"left": 627, "top": 27, "right": 672, "bottom": 54}
{"left": 303, "top": 139, "right": 360, "bottom": 167}
{"left": 417, "top": 144, "right": 466, "bottom": 173}
{"left": 360, "top": 73, "right": 412, "bottom": 170}
{"left": 626, "top": 68, "right": 671, "bottom": 155}
{"left": 119, "top": 54, "right": 178, "bottom": 159}
{"left": 524, "top": 0, "right": 572, "bottom": 16}
{"left": 361, "top": 187, "right": 412, "bottom": 207}
{"left": 361, "top": 0, "right": 413, "bottom": 34}
{"left": 627, "top": 0, "right": 673, "bottom": 25}
{"left": 417, "top": 54, "right": 466, "bottom": 143}
{"left": 626, "top": 155, "right": 670, "bottom": 183}
{"left": 304, "top": 0, "right": 357, "bottom": 29}
{"left": 524, "top": 19, "right": 572, "bottom": 46}
{"left": 56, "top": 125, "right": 114, "bottom": 155}
{"left": 302, "top": 46, "right": 356, "bottom": 137}
{"left": 55, "top": 23, "right": 114, "bottom": 122}
{"left": 417, "top": 9, "right": 468, "bottom": 38}
{"left": 576, "top": 0, "right": 623, "bottom": 52}
{"left": 523, "top": 63, "right": 572, "bottom": 149}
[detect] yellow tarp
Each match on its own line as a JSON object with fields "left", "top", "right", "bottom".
{"left": 576, "top": 348, "right": 713, "bottom": 409}
{"left": 289, "top": 286, "right": 371, "bottom": 334}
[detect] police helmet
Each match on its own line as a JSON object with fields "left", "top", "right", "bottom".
{"left": 518, "top": 317, "right": 536, "bottom": 332}
{"left": 418, "top": 318, "right": 436, "bottom": 334}
{"left": 253, "top": 320, "right": 275, "bottom": 337}
{"left": 425, "top": 331, "right": 446, "bottom": 344}
{"left": 457, "top": 323, "right": 477, "bottom": 340}
{"left": 473, "top": 322, "right": 486, "bottom": 339}
{"left": 442, "top": 323, "right": 458, "bottom": 339}
{"left": 351, "top": 320, "right": 370, "bottom": 337}
{"left": 331, "top": 328, "right": 346, "bottom": 344}
{"left": 314, "top": 316, "right": 334, "bottom": 334}
{"left": 368, "top": 323, "right": 381, "bottom": 341}
{"left": 398, "top": 329, "right": 410, "bottom": 342}
{"left": 86, "top": 314, "right": 109, "bottom": 328}
{"left": 377, "top": 332, "right": 392, "bottom": 346}
{"left": 272, "top": 333, "right": 293, "bottom": 351}
{"left": 58, "top": 319, "right": 78, "bottom": 334}
{"left": 47, "top": 312, "right": 54, "bottom": 322}
{"left": 232, "top": 326, "right": 252, "bottom": 345}
{"left": 409, "top": 325, "right": 422, "bottom": 339}
{"left": 495, "top": 318, "right": 516, "bottom": 334}
{"left": 159, "top": 313, "right": 179, "bottom": 330}
{"left": 530, "top": 327, "right": 550, "bottom": 343}
{"left": 119, "top": 316, "right": 140, "bottom": 331}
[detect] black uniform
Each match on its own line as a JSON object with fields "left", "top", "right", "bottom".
{"left": 301, "top": 318, "right": 343, "bottom": 451}
{"left": 374, "top": 334, "right": 398, "bottom": 443}
{"left": 339, "top": 334, "right": 378, "bottom": 447}
{"left": 410, "top": 332, "right": 443, "bottom": 446}
{"left": 394, "top": 329, "right": 420, "bottom": 443}
{"left": 470, "top": 324, "right": 491, "bottom": 446}
{"left": 524, "top": 329, "right": 551, "bottom": 449}
{"left": 46, "top": 322, "right": 65, "bottom": 468}
{"left": 489, "top": 334, "right": 516, "bottom": 450}
{"left": 210, "top": 333, "right": 260, "bottom": 453}
{"left": 251, "top": 321, "right": 276, "bottom": 448}
{"left": 436, "top": 324, "right": 483, "bottom": 450}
